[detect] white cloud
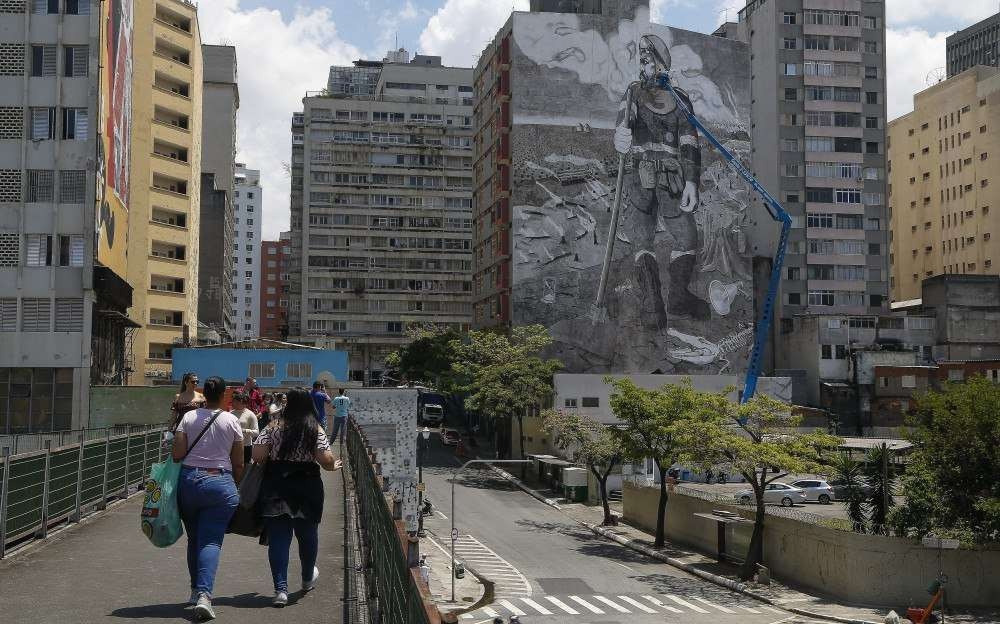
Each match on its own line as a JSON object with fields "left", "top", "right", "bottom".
{"left": 197, "top": 1, "right": 361, "bottom": 240}
{"left": 373, "top": 0, "right": 427, "bottom": 60}
{"left": 885, "top": 0, "right": 997, "bottom": 27}
{"left": 886, "top": 27, "right": 951, "bottom": 120}
{"left": 418, "top": 0, "right": 530, "bottom": 67}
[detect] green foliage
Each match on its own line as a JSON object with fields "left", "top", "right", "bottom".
{"left": 384, "top": 326, "right": 463, "bottom": 390}
{"left": 862, "top": 444, "right": 896, "bottom": 531}
{"left": 889, "top": 376, "right": 1000, "bottom": 542}
{"left": 830, "top": 452, "right": 868, "bottom": 532}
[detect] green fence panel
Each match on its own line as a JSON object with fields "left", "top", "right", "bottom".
{"left": 79, "top": 442, "right": 109, "bottom": 507}
{"left": 4, "top": 455, "right": 46, "bottom": 540}
{"left": 46, "top": 448, "right": 80, "bottom": 521}
{"left": 105, "top": 438, "right": 129, "bottom": 494}
{"left": 126, "top": 433, "right": 146, "bottom": 486}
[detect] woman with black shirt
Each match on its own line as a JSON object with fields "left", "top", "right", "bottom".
{"left": 252, "top": 388, "right": 342, "bottom": 607}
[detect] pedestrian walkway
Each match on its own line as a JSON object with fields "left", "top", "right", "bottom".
{"left": 451, "top": 533, "right": 531, "bottom": 597}
{"left": 0, "top": 470, "right": 347, "bottom": 623}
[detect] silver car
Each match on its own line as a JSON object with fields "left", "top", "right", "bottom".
{"left": 789, "top": 479, "right": 835, "bottom": 504}
{"left": 735, "top": 482, "right": 807, "bottom": 507}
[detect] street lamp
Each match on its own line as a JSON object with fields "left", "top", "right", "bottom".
{"left": 450, "top": 459, "right": 529, "bottom": 603}
{"left": 417, "top": 426, "right": 431, "bottom": 537}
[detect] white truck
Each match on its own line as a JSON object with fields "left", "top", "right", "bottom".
{"left": 421, "top": 403, "right": 444, "bottom": 426}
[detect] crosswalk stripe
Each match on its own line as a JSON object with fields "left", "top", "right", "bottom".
{"left": 568, "top": 595, "right": 605, "bottom": 614}
{"left": 665, "top": 594, "right": 710, "bottom": 613}
{"left": 693, "top": 597, "right": 737, "bottom": 613}
{"left": 617, "top": 595, "right": 656, "bottom": 613}
{"left": 738, "top": 605, "right": 762, "bottom": 614}
{"left": 643, "top": 595, "right": 682, "bottom": 613}
{"left": 592, "top": 595, "right": 631, "bottom": 613}
{"left": 460, "top": 614, "right": 474, "bottom": 619}
{"left": 496, "top": 599, "right": 526, "bottom": 616}
{"left": 544, "top": 596, "right": 580, "bottom": 615}
{"left": 520, "top": 598, "right": 553, "bottom": 615}
{"left": 482, "top": 607, "right": 499, "bottom": 617}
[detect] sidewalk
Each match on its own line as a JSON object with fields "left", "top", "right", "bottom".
{"left": 0, "top": 469, "right": 347, "bottom": 623}
{"left": 420, "top": 530, "right": 487, "bottom": 619}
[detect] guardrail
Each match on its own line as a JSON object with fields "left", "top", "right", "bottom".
{"left": 0, "top": 425, "right": 168, "bottom": 558}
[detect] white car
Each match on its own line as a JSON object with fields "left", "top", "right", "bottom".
{"left": 735, "top": 482, "right": 807, "bottom": 507}
{"left": 789, "top": 479, "right": 835, "bottom": 504}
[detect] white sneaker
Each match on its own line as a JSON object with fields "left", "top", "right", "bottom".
{"left": 193, "top": 594, "right": 215, "bottom": 620}
{"left": 273, "top": 591, "right": 288, "bottom": 607}
{"left": 187, "top": 590, "right": 199, "bottom": 606}
{"left": 303, "top": 566, "right": 320, "bottom": 592}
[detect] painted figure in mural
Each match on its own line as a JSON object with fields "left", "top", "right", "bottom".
{"left": 612, "top": 33, "right": 711, "bottom": 328}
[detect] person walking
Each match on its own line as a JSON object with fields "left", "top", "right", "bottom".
{"left": 252, "top": 387, "right": 342, "bottom": 607}
{"left": 331, "top": 388, "right": 351, "bottom": 443}
{"left": 309, "top": 382, "right": 332, "bottom": 430}
{"left": 257, "top": 393, "right": 274, "bottom": 429}
{"left": 172, "top": 376, "right": 245, "bottom": 621}
{"left": 231, "top": 391, "right": 259, "bottom": 464}
{"left": 242, "top": 377, "right": 264, "bottom": 415}
{"left": 171, "top": 373, "right": 206, "bottom": 430}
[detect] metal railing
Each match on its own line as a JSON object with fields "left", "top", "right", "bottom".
{"left": 346, "top": 419, "right": 430, "bottom": 624}
{"left": 0, "top": 425, "right": 167, "bottom": 558}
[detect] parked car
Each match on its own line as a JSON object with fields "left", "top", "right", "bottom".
{"left": 827, "top": 478, "right": 874, "bottom": 500}
{"left": 789, "top": 479, "right": 835, "bottom": 504}
{"left": 440, "top": 429, "right": 461, "bottom": 446}
{"left": 734, "top": 482, "right": 807, "bottom": 507}
{"left": 421, "top": 403, "right": 445, "bottom": 427}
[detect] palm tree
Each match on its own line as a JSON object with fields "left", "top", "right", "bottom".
{"left": 863, "top": 443, "right": 896, "bottom": 534}
{"left": 831, "top": 452, "right": 868, "bottom": 532}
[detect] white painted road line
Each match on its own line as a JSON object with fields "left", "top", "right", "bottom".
{"left": 739, "top": 605, "right": 762, "bottom": 614}
{"left": 617, "top": 595, "right": 657, "bottom": 613}
{"left": 520, "top": 598, "right": 553, "bottom": 615}
{"left": 693, "top": 596, "right": 737, "bottom": 613}
{"left": 665, "top": 594, "right": 710, "bottom": 613}
{"left": 496, "top": 600, "right": 525, "bottom": 616}
{"left": 481, "top": 607, "right": 499, "bottom": 618}
{"left": 591, "top": 595, "right": 631, "bottom": 613}
{"left": 642, "top": 595, "right": 683, "bottom": 613}
{"left": 544, "top": 596, "right": 580, "bottom": 615}
{"left": 568, "top": 595, "right": 605, "bottom": 614}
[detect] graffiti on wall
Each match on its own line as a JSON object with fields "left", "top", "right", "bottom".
{"left": 510, "top": 5, "right": 754, "bottom": 375}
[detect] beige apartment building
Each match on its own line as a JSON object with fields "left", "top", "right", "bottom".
{"left": 127, "top": 0, "right": 203, "bottom": 383}
{"left": 887, "top": 65, "right": 1000, "bottom": 302}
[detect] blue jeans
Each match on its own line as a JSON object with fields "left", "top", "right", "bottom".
{"left": 330, "top": 417, "right": 346, "bottom": 442}
{"left": 177, "top": 467, "right": 239, "bottom": 597}
{"left": 266, "top": 515, "right": 319, "bottom": 592}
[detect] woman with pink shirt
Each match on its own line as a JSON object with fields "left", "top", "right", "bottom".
{"left": 171, "top": 376, "right": 244, "bottom": 621}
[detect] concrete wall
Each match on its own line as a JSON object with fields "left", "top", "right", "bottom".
{"left": 623, "top": 482, "right": 1000, "bottom": 607}
{"left": 89, "top": 385, "right": 179, "bottom": 427}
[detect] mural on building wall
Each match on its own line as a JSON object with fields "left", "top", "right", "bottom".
{"left": 510, "top": 5, "right": 754, "bottom": 375}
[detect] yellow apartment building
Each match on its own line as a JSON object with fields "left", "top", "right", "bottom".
{"left": 888, "top": 66, "right": 1000, "bottom": 302}
{"left": 127, "top": 0, "right": 203, "bottom": 384}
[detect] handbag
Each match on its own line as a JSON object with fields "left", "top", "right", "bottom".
{"left": 141, "top": 410, "right": 222, "bottom": 548}
{"left": 227, "top": 462, "right": 264, "bottom": 537}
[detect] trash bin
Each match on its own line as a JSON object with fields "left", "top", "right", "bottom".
{"left": 563, "top": 484, "right": 588, "bottom": 502}
{"left": 562, "top": 467, "right": 588, "bottom": 502}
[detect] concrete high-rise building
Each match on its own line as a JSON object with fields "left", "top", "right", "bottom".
{"left": 0, "top": 0, "right": 136, "bottom": 430}
{"left": 259, "top": 232, "right": 291, "bottom": 341}
{"left": 946, "top": 13, "right": 1000, "bottom": 77}
{"left": 737, "top": 0, "right": 889, "bottom": 369}
{"left": 197, "top": 44, "right": 238, "bottom": 343}
{"left": 127, "top": 0, "right": 203, "bottom": 384}
{"left": 887, "top": 66, "right": 1000, "bottom": 302}
{"left": 233, "top": 163, "right": 261, "bottom": 339}
{"left": 288, "top": 52, "right": 474, "bottom": 384}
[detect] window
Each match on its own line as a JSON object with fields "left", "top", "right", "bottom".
{"left": 788, "top": 292, "right": 801, "bottom": 305}
{"left": 58, "top": 235, "right": 83, "bottom": 266}
{"left": 807, "top": 213, "right": 833, "bottom": 228}
{"left": 30, "top": 107, "right": 55, "bottom": 140}
{"left": 782, "top": 63, "right": 797, "bottom": 76}
{"left": 783, "top": 88, "right": 797, "bottom": 101}
{"left": 865, "top": 91, "right": 878, "bottom": 105}
{"left": 581, "top": 397, "right": 600, "bottom": 408}
{"left": 821, "top": 345, "right": 832, "bottom": 359}
{"left": 866, "top": 116, "right": 879, "bottom": 129}
{"left": 62, "top": 108, "right": 88, "bottom": 139}
{"left": 59, "top": 170, "right": 85, "bottom": 203}
{"left": 66, "top": 0, "right": 90, "bottom": 14}
{"left": 564, "top": 398, "right": 578, "bottom": 408}
{"left": 901, "top": 375, "right": 916, "bottom": 389}
{"left": 55, "top": 298, "right": 83, "bottom": 331}
{"left": 863, "top": 16, "right": 876, "bottom": 29}
{"left": 64, "top": 46, "right": 88, "bottom": 77}
{"left": 809, "top": 290, "right": 835, "bottom": 306}
{"left": 864, "top": 41, "right": 878, "bottom": 53}
{"left": 782, "top": 12, "right": 796, "bottom": 24}
{"left": 865, "top": 66, "right": 878, "bottom": 79}
{"left": 27, "top": 169, "right": 54, "bottom": 202}
{"left": 386, "top": 321, "right": 403, "bottom": 333}
{"left": 286, "top": 362, "right": 312, "bottom": 379}
{"left": 33, "top": 0, "right": 58, "bottom": 13}
{"left": 21, "top": 298, "right": 51, "bottom": 331}
{"left": 26, "top": 234, "right": 52, "bottom": 266}
{"left": 782, "top": 37, "right": 797, "bottom": 50}
{"left": 31, "top": 45, "right": 57, "bottom": 76}
{"left": 249, "top": 362, "right": 276, "bottom": 379}
{"left": 781, "top": 139, "right": 799, "bottom": 152}
{"left": 0, "top": 298, "right": 15, "bottom": 331}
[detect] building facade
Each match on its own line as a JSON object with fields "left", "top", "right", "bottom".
{"left": 233, "top": 163, "right": 261, "bottom": 339}
{"left": 259, "top": 232, "right": 291, "bottom": 341}
{"left": 126, "top": 0, "right": 203, "bottom": 384}
{"left": 737, "top": 0, "right": 890, "bottom": 370}
{"left": 946, "top": 13, "right": 1000, "bottom": 77}
{"left": 288, "top": 53, "right": 475, "bottom": 384}
{"left": 887, "top": 66, "right": 1000, "bottom": 302}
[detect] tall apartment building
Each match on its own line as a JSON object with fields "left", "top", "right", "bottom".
{"left": 233, "top": 163, "right": 261, "bottom": 339}
{"left": 127, "top": 0, "right": 203, "bottom": 383}
{"left": 887, "top": 66, "right": 1000, "bottom": 302}
{"left": 737, "top": 0, "right": 890, "bottom": 370}
{"left": 259, "top": 232, "right": 291, "bottom": 341}
{"left": 0, "top": 0, "right": 136, "bottom": 431}
{"left": 288, "top": 52, "right": 475, "bottom": 384}
{"left": 197, "top": 45, "right": 238, "bottom": 343}
{"left": 946, "top": 13, "right": 1000, "bottom": 77}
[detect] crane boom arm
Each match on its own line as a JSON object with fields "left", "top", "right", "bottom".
{"left": 654, "top": 73, "right": 792, "bottom": 403}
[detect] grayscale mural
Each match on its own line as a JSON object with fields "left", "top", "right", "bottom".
{"left": 509, "top": 5, "right": 754, "bottom": 375}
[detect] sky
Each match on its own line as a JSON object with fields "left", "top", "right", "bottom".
{"left": 196, "top": 0, "right": 1000, "bottom": 239}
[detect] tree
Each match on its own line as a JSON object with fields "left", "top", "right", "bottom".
{"left": 889, "top": 376, "right": 1000, "bottom": 543}
{"left": 384, "top": 326, "right": 463, "bottom": 389}
{"left": 542, "top": 409, "right": 626, "bottom": 526}
{"left": 450, "top": 325, "right": 562, "bottom": 461}
{"left": 862, "top": 443, "right": 895, "bottom": 534}
{"left": 607, "top": 377, "right": 724, "bottom": 547}
{"left": 830, "top": 452, "right": 867, "bottom": 532}
{"left": 708, "top": 394, "right": 841, "bottom": 580}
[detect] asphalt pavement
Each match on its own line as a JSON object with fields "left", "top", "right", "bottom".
{"left": 418, "top": 433, "right": 824, "bottom": 624}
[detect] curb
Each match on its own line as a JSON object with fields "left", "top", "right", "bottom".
{"left": 489, "top": 463, "right": 881, "bottom": 624}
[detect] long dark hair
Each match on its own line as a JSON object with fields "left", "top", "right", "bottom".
{"left": 276, "top": 387, "right": 319, "bottom": 460}
{"left": 178, "top": 372, "right": 197, "bottom": 393}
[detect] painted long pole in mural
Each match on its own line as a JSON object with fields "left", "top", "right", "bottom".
{"left": 591, "top": 154, "right": 628, "bottom": 323}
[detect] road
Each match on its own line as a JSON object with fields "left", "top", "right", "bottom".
{"left": 418, "top": 433, "right": 822, "bottom": 624}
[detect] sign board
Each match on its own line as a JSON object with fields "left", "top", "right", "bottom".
{"left": 922, "top": 536, "right": 960, "bottom": 550}
{"left": 416, "top": 483, "right": 425, "bottom": 492}
{"left": 363, "top": 424, "right": 397, "bottom": 449}
{"left": 451, "top": 528, "right": 459, "bottom": 540}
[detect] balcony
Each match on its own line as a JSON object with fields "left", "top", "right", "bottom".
{"left": 150, "top": 275, "right": 186, "bottom": 295}
{"left": 150, "top": 207, "right": 187, "bottom": 229}
{"left": 152, "top": 174, "right": 188, "bottom": 197}
{"left": 149, "top": 309, "right": 183, "bottom": 328}
{"left": 150, "top": 241, "right": 187, "bottom": 262}
{"left": 154, "top": 5, "right": 192, "bottom": 35}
